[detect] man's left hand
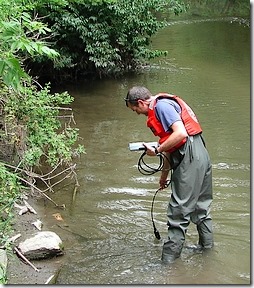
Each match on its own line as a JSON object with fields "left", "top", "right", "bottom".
{"left": 143, "top": 143, "right": 157, "bottom": 156}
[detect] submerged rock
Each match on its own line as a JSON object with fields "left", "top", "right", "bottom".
{"left": 17, "top": 231, "right": 64, "bottom": 260}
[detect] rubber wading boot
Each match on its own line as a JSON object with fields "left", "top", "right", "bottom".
{"left": 161, "top": 252, "right": 179, "bottom": 264}
{"left": 197, "top": 220, "right": 213, "bottom": 249}
{"left": 161, "top": 241, "right": 183, "bottom": 264}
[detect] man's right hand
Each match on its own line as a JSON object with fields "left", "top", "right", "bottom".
{"left": 159, "top": 177, "right": 169, "bottom": 189}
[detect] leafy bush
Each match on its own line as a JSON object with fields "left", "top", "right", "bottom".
{"left": 0, "top": 0, "right": 85, "bottom": 253}
{"left": 0, "top": 163, "right": 21, "bottom": 244}
{"left": 3, "top": 84, "right": 84, "bottom": 168}
{"left": 24, "top": 0, "right": 186, "bottom": 81}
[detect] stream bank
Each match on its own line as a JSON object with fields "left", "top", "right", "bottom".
{"left": 5, "top": 196, "right": 64, "bottom": 285}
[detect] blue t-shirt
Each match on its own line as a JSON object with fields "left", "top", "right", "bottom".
{"left": 155, "top": 98, "right": 181, "bottom": 132}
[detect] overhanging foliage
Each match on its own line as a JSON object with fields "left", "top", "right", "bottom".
{"left": 24, "top": 0, "right": 186, "bottom": 81}
{"left": 0, "top": 0, "right": 85, "bottom": 251}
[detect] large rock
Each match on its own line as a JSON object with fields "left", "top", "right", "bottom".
{"left": 17, "top": 231, "right": 64, "bottom": 260}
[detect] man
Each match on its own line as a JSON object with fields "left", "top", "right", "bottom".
{"left": 125, "top": 86, "right": 213, "bottom": 263}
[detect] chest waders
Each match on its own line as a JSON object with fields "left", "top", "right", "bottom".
{"left": 161, "top": 135, "right": 213, "bottom": 264}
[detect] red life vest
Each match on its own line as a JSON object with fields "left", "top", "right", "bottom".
{"left": 147, "top": 93, "right": 202, "bottom": 153}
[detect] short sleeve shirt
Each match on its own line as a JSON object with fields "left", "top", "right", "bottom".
{"left": 155, "top": 98, "right": 181, "bottom": 132}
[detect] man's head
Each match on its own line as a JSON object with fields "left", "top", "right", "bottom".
{"left": 124, "top": 86, "right": 152, "bottom": 115}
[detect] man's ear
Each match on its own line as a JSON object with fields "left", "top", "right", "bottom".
{"left": 137, "top": 99, "right": 144, "bottom": 106}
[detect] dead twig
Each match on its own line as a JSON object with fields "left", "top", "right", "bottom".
{"left": 9, "top": 234, "right": 22, "bottom": 243}
{"left": 14, "top": 247, "right": 40, "bottom": 272}
{"left": 23, "top": 200, "right": 37, "bottom": 214}
{"left": 2, "top": 162, "right": 78, "bottom": 207}
{"left": 45, "top": 274, "right": 55, "bottom": 284}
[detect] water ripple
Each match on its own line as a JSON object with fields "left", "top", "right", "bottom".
{"left": 213, "top": 162, "right": 250, "bottom": 170}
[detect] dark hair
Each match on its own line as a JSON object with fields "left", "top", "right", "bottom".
{"left": 124, "top": 86, "right": 152, "bottom": 106}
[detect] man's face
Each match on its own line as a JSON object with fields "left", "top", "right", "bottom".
{"left": 127, "top": 99, "right": 149, "bottom": 116}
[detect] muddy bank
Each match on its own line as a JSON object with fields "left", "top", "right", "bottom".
{"left": 6, "top": 196, "right": 65, "bottom": 285}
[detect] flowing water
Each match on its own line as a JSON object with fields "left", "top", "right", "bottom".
{"left": 21, "top": 18, "right": 252, "bottom": 284}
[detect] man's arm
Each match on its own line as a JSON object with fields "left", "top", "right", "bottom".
{"left": 144, "top": 120, "right": 187, "bottom": 156}
{"left": 159, "top": 151, "right": 171, "bottom": 189}
{"left": 157, "top": 120, "right": 188, "bottom": 153}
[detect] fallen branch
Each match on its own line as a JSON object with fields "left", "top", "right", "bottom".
{"left": 3, "top": 162, "right": 78, "bottom": 192}
{"left": 9, "top": 234, "right": 22, "bottom": 243}
{"left": 14, "top": 202, "right": 29, "bottom": 215}
{"left": 45, "top": 274, "right": 55, "bottom": 284}
{"left": 15, "top": 176, "right": 59, "bottom": 207}
{"left": 14, "top": 200, "right": 37, "bottom": 215}
{"left": 14, "top": 247, "right": 39, "bottom": 272}
{"left": 23, "top": 200, "right": 37, "bottom": 214}
{"left": 2, "top": 161, "right": 79, "bottom": 208}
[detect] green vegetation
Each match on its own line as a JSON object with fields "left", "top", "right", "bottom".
{"left": 24, "top": 0, "right": 186, "bottom": 82}
{"left": 0, "top": 1, "right": 85, "bottom": 276}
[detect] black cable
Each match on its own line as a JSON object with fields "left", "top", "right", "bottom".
{"left": 151, "top": 187, "right": 162, "bottom": 240}
{"left": 150, "top": 180, "right": 171, "bottom": 240}
{"left": 137, "top": 151, "right": 171, "bottom": 175}
{"left": 135, "top": 150, "right": 172, "bottom": 239}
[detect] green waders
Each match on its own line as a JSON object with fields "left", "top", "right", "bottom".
{"left": 161, "top": 134, "right": 213, "bottom": 263}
